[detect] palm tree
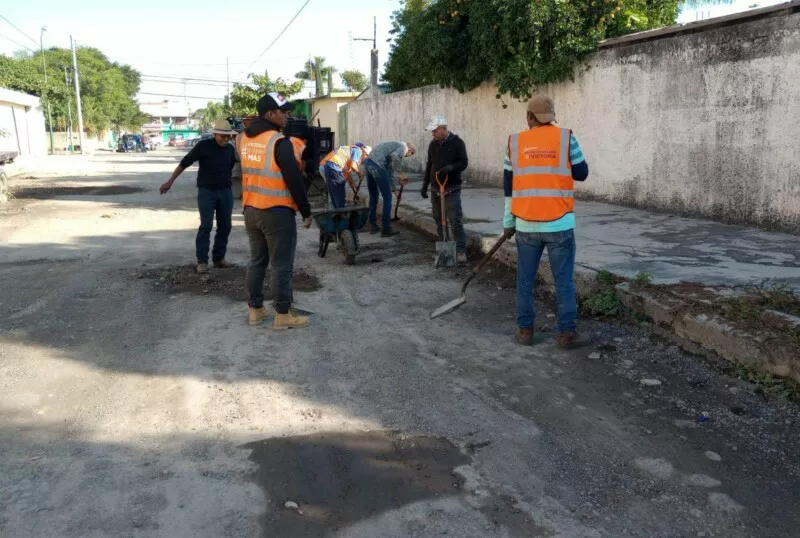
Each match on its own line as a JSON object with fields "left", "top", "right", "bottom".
{"left": 322, "top": 66, "right": 338, "bottom": 95}
{"left": 295, "top": 56, "right": 327, "bottom": 97}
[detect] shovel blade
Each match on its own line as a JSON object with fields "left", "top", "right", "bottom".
{"left": 430, "top": 295, "right": 467, "bottom": 319}
{"left": 435, "top": 240, "right": 458, "bottom": 268}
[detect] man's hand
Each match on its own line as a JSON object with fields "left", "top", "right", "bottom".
{"left": 303, "top": 216, "right": 313, "bottom": 229}
{"left": 159, "top": 180, "right": 173, "bottom": 195}
{"left": 437, "top": 165, "right": 452, "bottom": 178}
{"left": 398, "top": 176, "right": 409, "bottom": 187}
{"left": 420, "top": 187, "right": 428, "bottom": 199}
{"left": 504, "top": 227, "right": 516, "bottom": 238}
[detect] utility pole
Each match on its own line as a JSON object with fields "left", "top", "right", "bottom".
{"left": 226, "top": 56, "right": 230, "bottom": 108}
{"left": 40, "top": 26, "right": 54, "bottom": 154}
{"left": 352, "top": 16, "right": 379, "bottom": 94}
{"left": 70, "top": 36, "right": 85, "bottom": 154}
{"left": 64, "top": 66, "right": 74, "bottom": 153}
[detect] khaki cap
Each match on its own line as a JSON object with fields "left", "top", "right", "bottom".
{"left": 527, "top": 95, "right": 556, "bottom": 124}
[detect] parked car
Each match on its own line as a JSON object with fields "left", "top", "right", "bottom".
{"left": 147, "top": 135, "right": 162, "bottom": 150}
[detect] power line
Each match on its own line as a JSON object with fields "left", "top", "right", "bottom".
{"left": 0, "top": 32, "right": 34, "bottom": 52}
{"left": 0, "top": 15, "right": 38, "bottom": 46}
{"left": 245, "top": 0, "right": 311, "bottom": 71}
{"left": 140, "top": 73, "right": 252, "bottom": 84}
{"left": 141, "top": 78, "right": 244, "bottom": 88}
{"left": 138, "top": 91, "right": 225, "bottom": 100}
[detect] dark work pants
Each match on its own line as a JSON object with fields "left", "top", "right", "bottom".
{"left": 244, "top": 207, "right": 297, "bottom": 314}
{"left": 196, "top": 187, "right": 233, "bottom": 264}
{"left": 431, "top": 189, "right": 467, "bottom": 254}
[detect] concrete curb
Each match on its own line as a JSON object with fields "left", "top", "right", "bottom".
{"left": 352, "top": 192, "right": 797, "bottom": 382}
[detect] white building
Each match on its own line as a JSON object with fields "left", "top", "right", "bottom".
{"left": 0, "top": 88, "right": 47, "bottom": 160}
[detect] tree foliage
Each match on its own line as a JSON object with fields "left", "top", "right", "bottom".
{"left": 384, "top": 0, "right": 718, "bottom": 99}
{"left": 341, "top": 69, "right": 368, "bottom": 92}
{"left": 229, "top": 71, "right": 304, "bottom": 116}
{"left": 0, "top": 48, "right": 147, "bottom": 135}
{"left": 193, "top": 101, "right": 229, "bottom": 132}
{"left": 295, "top": 56, "right": 328, "bottom": 96}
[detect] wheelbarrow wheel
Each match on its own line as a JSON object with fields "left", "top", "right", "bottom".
{"left": 340, "top": 229, "right": 357, "bottom": 265}
{"left": 318, "top": 230, "right": 330, "bottom": 258}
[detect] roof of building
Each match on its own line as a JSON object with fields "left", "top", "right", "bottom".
{"left": 0, "top": 87, "right": 41, "bottom": 108}
{"left": 308, "top": 92, "right": 360, "bottom": 102}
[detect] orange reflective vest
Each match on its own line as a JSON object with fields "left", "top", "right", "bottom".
{"left": 235, "top": 130, "right": 298, "bottom": 211}
{"left": 509, "top": 125, "right": 573, "bottom": 222}
{"left": 288, "top": 137, "right": 306, "bottom": 168}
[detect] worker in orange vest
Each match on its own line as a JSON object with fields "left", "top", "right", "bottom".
{"left": 236, "top": 92, "right": 313, "bottom": 329}
{"left": 319, "top": 143, "right": 370, "bottom": 208}
{"left": 504, "top": 95, "right": 590, "bottom": 349}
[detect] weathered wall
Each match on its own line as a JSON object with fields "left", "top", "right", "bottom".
{"left": 347, "top": 6, "right": 800, "bottom": 232}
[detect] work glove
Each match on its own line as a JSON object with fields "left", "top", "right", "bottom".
{"left": 420, "top": 187, "right": 428, "bottom": 199}
{"left": 504, "top": 227, "right": 516, "bottom": 238}
{"left": 437, "top": 165, "right": 452, "bottom": 177}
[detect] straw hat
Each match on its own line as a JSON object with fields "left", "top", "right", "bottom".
{"left": 210, "top": 119, "right": 237, "bottom": 136}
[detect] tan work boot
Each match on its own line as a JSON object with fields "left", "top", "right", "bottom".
{"left": 214, "top": 259, "right": 235, "bottom": 269}
{"left": 248, "top": 306, "right": 270, "bottom": 326}
{"left": 272, "top": 309, "right": 311, "bottom": 331}
{"left": 557, "top": 332, "right": 591, "bottom": 350}
{"left": 515, "top": 327, "right": 534, "bottom": 346}
{"left": 196, "top": 263, "right": 208, "bottom": 274}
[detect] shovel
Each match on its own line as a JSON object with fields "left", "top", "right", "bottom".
{"left": 430, "top": 231, "right": 512, "bottom": 319}
{"left": 434, "top": 173, "right": 457, "bottom": 268}
{"left": 392, "top": 172, "right": 408, "bottom": 221}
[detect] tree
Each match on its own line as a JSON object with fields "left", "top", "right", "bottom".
{"left": 323, "top": 66, "right": 338, "bottom": 95}
{"left": 384, "top": 0, "right": 732, "bottom": 100}
{"left": 295, "top": 56, "right": 328, "bottom": 96}
{"left": 340, "top": 70, "right": 369, "bottom": 92}
{"left": 193, "top": 101, "right": 228, "bottom": 132}
{"left": 1, "top": 48, "right": 147, "bottom": 135}
{"left": 230, "top": 71, "right": 304, "bottom": 116}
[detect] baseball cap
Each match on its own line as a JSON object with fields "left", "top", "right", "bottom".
{"left": 425, "top": 115, "right": 448, "bottom": 131}
{"left": 256, "top": 92, "right": 293, "bottom": 115}
{"left": 527, "top": 95, "right": 555, "bottom": 124}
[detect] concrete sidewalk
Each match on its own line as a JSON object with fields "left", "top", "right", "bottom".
{"left": 386, "top": 181, "right": 800, "bottom": 290}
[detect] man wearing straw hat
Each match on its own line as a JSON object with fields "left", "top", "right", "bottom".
{"left": 160, "top": 119, "right": 239, "bottom": 274}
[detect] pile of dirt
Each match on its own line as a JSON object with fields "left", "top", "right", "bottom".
{"left": 135, "top": 264, "right": 321, "bottom": 301}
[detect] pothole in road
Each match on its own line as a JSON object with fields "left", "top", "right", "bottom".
{"left": 136, "top": 264, "right": 322, "bottom": 301}
{"left": 241, "top": 430, "right": 469, "bottom": 537}
{"left": 11, "top": 185, "right": 144, "bottom": 199}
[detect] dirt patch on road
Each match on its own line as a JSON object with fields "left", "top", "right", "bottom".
{"left": 242, "top": 431, "right": 469, "bottom": 537}
{"left": 135, "top": 264, "right": 322, "bottom": 301}
{"left": 11, "top": 185, "right": 144, "bottom": 199}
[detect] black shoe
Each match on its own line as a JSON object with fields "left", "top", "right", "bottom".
{"left": 369, "top": 223, "right": 380, "bottom": 234}
{"left": 381, "top": 227, "right": 400, "bottom": 237}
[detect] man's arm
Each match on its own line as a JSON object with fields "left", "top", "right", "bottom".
{"left": 445, "top": 137, "right": 469, "bottom": 175}
{"left": 275, "top": 137, "right": 312, "bottom": 219}
{"left": 386, "top": 144, "right": 406, "bottom": 191}
{"left": 503, "top": 137, "right": 515, "bottom": 235}
{"left": 160, "top": 144, "right": 200, "bottom": 194}
{"left": 569, "top": 132, "right": 588, "bottom": 181}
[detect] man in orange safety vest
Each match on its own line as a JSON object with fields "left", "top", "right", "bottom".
{"left": 504, "top": 95, "right": 590, "bottom": 349}
{"left": 236, "top": 92, "right": 313, "bottom": 330}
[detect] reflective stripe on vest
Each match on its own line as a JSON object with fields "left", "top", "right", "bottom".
{"left": 238, "top": 130, "right": 298, "bottom": 211}
{"left": 510, "top": 126, "right": 574, "bottom": 222}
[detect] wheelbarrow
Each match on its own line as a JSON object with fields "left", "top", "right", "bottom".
{"left": 312, "top": 207, "right": 371, "bottom": 265}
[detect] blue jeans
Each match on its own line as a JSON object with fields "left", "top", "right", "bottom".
{"left": 324, "top": 163, "right": 347, "bottom": 209}
{"left": 363, "top": 159, "right": 393, "bottom": 230}
{"left": 196, "top": 187, "right": 233, "bottom": 264}
{"left": 515, "top": 229, "right": 577, "bottom": 333}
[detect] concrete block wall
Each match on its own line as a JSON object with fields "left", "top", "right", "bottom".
{"left": 348, "top": 5, "right": 800, "bottom": 232}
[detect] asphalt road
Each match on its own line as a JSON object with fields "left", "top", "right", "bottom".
{"left": 1, "top": 150, "right": 798, "bottom": 537}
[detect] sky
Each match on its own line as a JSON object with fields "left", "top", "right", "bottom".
{"left": 0, "top": 0, "right": 790, "bottom": 113}
{"left": 0, "top": 0, "right": 402, "bottom": 111}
